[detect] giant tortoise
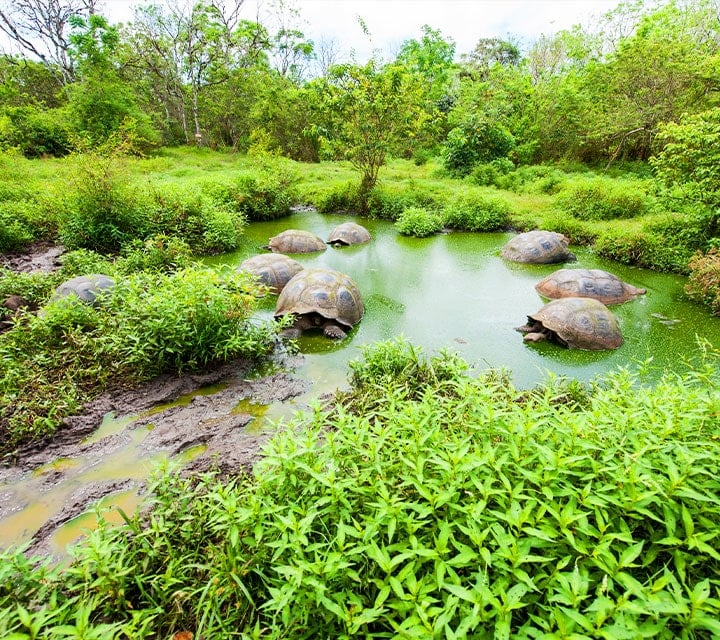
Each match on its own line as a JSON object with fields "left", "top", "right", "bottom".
{"left": 327, "top": 222, "right": 371, "bottom": 246}
{"left": 275, "top": 267, "right": 364, "bottom": 339}
{"left": 516, "top": 297, "right": 623, "bottom": 350}
{"left": 51, "top": 274, "right": 116, "bottom": 306}
{"left": 535, "top": 268, "right": 646, "bottom": 305}
{"left": 501, "top": 230, "right": 576, "bottom": 264}
{"left": 267, "top": 229, "right": 326, "bottom": 254}
{"left": 238, "top": 253, "right": 303, "bottom": 294}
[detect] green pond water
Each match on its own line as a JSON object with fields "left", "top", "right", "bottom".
{"left": 210, "top": 209, "right": 720, "bottom": 392}
{"left": 3, "top": 209, "right": 720, "bottom": 555}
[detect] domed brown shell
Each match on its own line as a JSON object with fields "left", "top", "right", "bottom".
{"left": 327, "top": 222, "right": 371, "bottom": 246}
{"left": 527, "top": 297, "right": 623, "bottom": 350}
{"left": 238, "top": 253, "right": 303, "bottom": 294}
{"left": 535, "top": 268, "right": 646, "bottom": 305}
{"left": 275, "top": 268, "right": 364, "bottom": 329}
{"left": 501, "top": 230, "right": 576, "bottom": 264}
{"left": 52, "top": 274, "right": 115, "bottom": 306}
{"left": 268, "top": 229, "right": 326, "bottom": 254}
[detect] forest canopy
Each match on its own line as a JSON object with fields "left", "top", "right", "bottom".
{"left": 0, "top": 0, "right": 716, "bottom": 170}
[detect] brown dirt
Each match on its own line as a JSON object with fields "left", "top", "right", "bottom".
{"left": 1, "top": 355, "right": 310, "bottom": 558}
{"left": 0, "top": 243, "right": 313, "bottom": 558}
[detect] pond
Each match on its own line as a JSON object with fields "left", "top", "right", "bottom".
{"left": 3, "top": 209, "right": 719, "bottom": 556}
{"left": 211, "top": 209, "right": 720, "bottom": 392}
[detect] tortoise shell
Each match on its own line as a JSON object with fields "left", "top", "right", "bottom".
{"left": 238, "top": 253, "right": 303, "bottom": 294}
{"left": 267, "top": 229, "right": 326, "bottom": 254}
{"left": 535, "top": 268, "right": 646, "bottom": 305}
{"left": 527, "top": 297, "right": 623, "bottom": 350}
{"left": 52, "top": 274, "right": 115, "bottom": 306}
{"left": 327, "top": 222, "right": 371, "bottom": 246}
{"left": 275, "top": 268, "right": 364, "bottom": 330}
{"left": 501, "top": 230, "right": 576, "bottom": 264}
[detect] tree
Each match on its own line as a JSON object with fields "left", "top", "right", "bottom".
{"left": 460, "top": 37, "right": 520, "bottom": 81}
{"left": 66, "top": 14, "right": 159, "bottom": 151}
{"left": 651, "top": 107, "right": 720, "bottom": 206}
{"left": 125, "top": 0, "right": 269, "bottom": 145}
{"left": 0, "top": 0, "right": 100, "bottom": 84}
{"left": 319, "top": 60, "right": 427, "bottom": 195}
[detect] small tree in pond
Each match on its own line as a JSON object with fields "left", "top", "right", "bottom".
{"left": 319, "top": 60, "right": 426, "bottom": 202}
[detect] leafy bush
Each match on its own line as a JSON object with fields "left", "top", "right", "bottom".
{"left": 467, "top": 157, "right": 515, "bottom": 187}
{"left": 594, "top": 228, "right": 692, "bottom": 273}
{"left": 117, "top": 235, "right": 194, "bottom": 274}
{"left": 443, "top": 193, "right": 511, "bottom": 231}
{"left": 651, "top": 107, "right": 720, "bottom": 206}
{"left": 315, "top": 181, "right": 364, "bottom": 214}
{"left": 394, "top": 205, "right": 444, "bottom": 237}
{"left": 494, "top": 164, "right": 566, "bottom": 195}
{"left": 367, "top": 186, "right": 438, "bottom": 221}
{"left": 0, "top": 267, "right": 276, "bottom": 453}
{"left": 346, "top": 337, "right": 469, "bottom": 407}
{"left": 685, "top": 249, "right": 720, "bottom": 315}
{"left": 5, "top": 344, "right": 720, "bottom": 638}
{"left": 58, "top": 153, "right": 147, "bottom": 252}
{"left": 0, "top": 203, "right": 34, "bottom": 252}
{"left": 441, "top": 116, "right": 515, "bottom": 177}
{"left": 207, "top": 168, "right": 297, "bottom": 221}
{"left": 0, "top": 105, "right": 72, "bottom": 158}
{"left": 0, "top": 198, "right": 58, "bottom": 251}
{"left": 555, "top": 176, "right": 652, "bottom": 220}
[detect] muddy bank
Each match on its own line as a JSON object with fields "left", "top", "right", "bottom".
{"left": 0, "top": 354, "right": 310, "bottom": 558}
{"left": 0, "top": 242, "right": 64, "bottom": 273}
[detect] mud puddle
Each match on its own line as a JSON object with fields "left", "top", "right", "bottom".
{"left": 0, "top": 354, "right": 310, "bottom": 558}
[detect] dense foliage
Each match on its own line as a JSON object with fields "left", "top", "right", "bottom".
{"left": 2, "top": 339, "right": 720, "bottom": 638}
{"left": 0, "top": 258, "right": 278, "bottom": 456}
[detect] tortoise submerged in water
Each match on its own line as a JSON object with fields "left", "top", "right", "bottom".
{"left": 327, "top": 222, "right": 371, "bottom": 246}
{"left": 501, "top": 230, "right": 576, "bottom": 264}
{"left": 516, "top": 297, "right": 623, "bottom": 350}
{"left": 51, "top": 274, "right": 116, "bottom": 306}
{"left": 275, "top": 267, "right": 364, "bottom": 339}
{"left": 267, "top": 229, "right": 326, "bottom": 254}
{"left": 238, "top": 253, "right": 303, "bottom": 294}
{"left": 535, "top": 268, "right": 646, "bottom": 305}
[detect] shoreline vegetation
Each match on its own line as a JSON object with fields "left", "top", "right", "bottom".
{"left": 2, "top": 339, "right": 720, "bottom": 637}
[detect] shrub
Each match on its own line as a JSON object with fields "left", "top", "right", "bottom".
{"left": 686, "top": 249, "right": 720, "bottom": 315}
{"left": 6, "top": 345, "right": 720, "bottom": 638}
{"left": 394, "top": 205, "right": 444, "bottom": 237}
{"left": 207, "top": 168, "right": 297, "bottom": 221}
{"left": 58, "top": 153, "right": 147, "bottom": 252}
{"left": 143, "top": 184, "right": 245, "bottom": 255}
{"left": 366, "top": 186, "right": 438, "bottom": 221}
{"left": 467, "top": 157, "right": 515, "bottom": 187}
{"left": 594, "top": 228, "right": 692, "bottom": 273}
{"left": 315, "top": 181, "right": 364, "bottom": 214}
{"left": 0, "top": 203, "right": 34, "bottom": 252}
{"left": 555, "top": 176, "right": 652, "bottom": 220}
{"left": 117, "top": 235, "right": 194, "bottom": 273}
{"left": 0, "top": 267, "right": 276, "bottom": 452}
{"left": 441, "top": 116, "right": 515, "bottom": 177}
{"left": 443, "top": 193, "right": 511, "bottom": 231}
{"left": 0, "top": 105, "right": 72, "bottom": 158}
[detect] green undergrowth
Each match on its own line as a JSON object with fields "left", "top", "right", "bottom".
{"left": 0, "top": 262, "right": 278, "bottom": 456}
{"left": 3, "top": 338, "right": 720, "bottom": 638}
{"left": 2, "top": 148, "right": 720, "bottom": 308}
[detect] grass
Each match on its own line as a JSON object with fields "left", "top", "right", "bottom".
{"left": 2, "top": 338, "right": 720, "bottom": 638}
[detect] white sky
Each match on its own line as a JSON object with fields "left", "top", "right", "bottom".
{"left": 100, "top": 0, "right": 624, "bottom": 60}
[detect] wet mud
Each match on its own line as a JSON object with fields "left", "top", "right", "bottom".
{"left": 1, "top": 357, "right": 310, "bottom": 558}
